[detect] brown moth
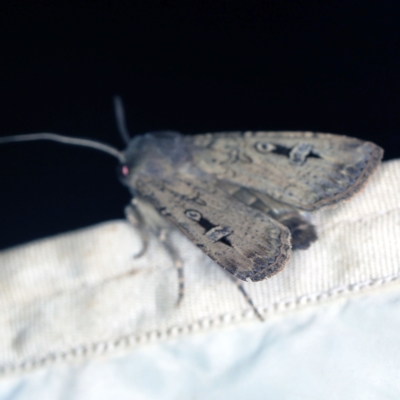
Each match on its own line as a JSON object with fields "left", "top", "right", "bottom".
{"left": 0, "top": 99, "right": 383, "bottom": 320}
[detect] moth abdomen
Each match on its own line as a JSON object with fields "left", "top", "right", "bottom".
{"left": 275, "top": 213, "right": 317, "bottom": 250}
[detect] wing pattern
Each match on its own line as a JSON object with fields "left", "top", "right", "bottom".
{"left": 187, "top": 131, "right": 383, "bottom": 211}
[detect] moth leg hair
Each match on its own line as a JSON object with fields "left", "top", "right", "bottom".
{"left": 124, "top": 202, "right": 149, "bottom": 258}
{"left": 157, "top": 229, "right": 185, "bottom": 307}
{"left": 130, "top": 198, "right": 186, "bottom": 306}
{"left": 226, "top": 274, "right": 265, "bottom": 321}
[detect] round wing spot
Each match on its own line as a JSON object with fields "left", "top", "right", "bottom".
{"left": 254, "top": 141, "right": 275, "bottom": 153}
{"left": 185, "top": 209, "right": 202, "bottom": 221}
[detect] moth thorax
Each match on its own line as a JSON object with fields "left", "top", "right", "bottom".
{"left": 121, "top": 131, "right": 191, "bottom": 182}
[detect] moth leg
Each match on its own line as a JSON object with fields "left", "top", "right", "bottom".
{"left": 226, "top": 274, "right": 264, "bottom": 321}
{"left": 130, "top": 198, "right": 185, "bottom": 306}
{"left": 175, "top": 259, "right": 184, "bottom": 307}
{"left": 124, "top": 201, "right": 149, "bottom": 258}
{"left": 158, "top": 229, "right": 185, "bottom": 306}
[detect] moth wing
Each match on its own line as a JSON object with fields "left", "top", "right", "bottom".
{"left": 135, "top": 176, "right": 291, "bottom": 282}
{"left": 186, "top": 131, "right": 383, "bottom": 211}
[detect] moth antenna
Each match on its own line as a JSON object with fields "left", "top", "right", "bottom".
{"left": 113, "top": 95, "right": 131, "bottom": 145}
{"left": 0, "top": 133, "right": 125, "bottom": 163}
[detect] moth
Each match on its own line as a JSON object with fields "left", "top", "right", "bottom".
{"left": 0, "top": 98, "right": 383, "bottom": 320}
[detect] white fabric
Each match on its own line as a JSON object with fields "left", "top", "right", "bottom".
{"left": 0, "top": 159, "right": 400, "bottom": 399}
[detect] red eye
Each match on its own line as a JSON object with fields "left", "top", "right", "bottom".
{"left": 122, "top": 165, "right": 129, "bottom": 176}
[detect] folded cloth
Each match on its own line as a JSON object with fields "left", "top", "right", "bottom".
{"left": 0, "top": 159, "right": 399, "bottom": 399}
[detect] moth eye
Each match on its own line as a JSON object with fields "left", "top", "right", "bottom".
{"left": 121, "top": 165, "right": 130, "bottom": 176}
{"left": 185, "top": 209, "right": 202, "bottom": 221}
{"left": 255, "top": 142, "right": 275, "bottom": 153}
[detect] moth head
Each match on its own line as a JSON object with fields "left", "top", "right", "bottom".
{"left": 119, "top": 131, "right": 190, "bottom": 185}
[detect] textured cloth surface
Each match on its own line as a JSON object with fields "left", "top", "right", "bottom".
{"left": 0, "top": 159, "right": 399, "bottom": 399}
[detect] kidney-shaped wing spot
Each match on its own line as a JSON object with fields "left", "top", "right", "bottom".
{"left": 185, "top": 209, "right": 233, "bottom": 244}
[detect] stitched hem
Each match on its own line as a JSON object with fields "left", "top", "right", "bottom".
{"left": 1, "top": 272, "right": 400, "bottom": 378}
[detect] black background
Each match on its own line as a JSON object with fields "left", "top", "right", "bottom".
{"left": 1, "top": 1, "right": 399, "bottom": 249}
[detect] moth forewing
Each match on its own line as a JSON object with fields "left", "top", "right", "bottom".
{"left": 131, "top": 175, "right": 292, "bottom": 282}
{"left": 187, "top": 131, "right": 383, "bottom": 211}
